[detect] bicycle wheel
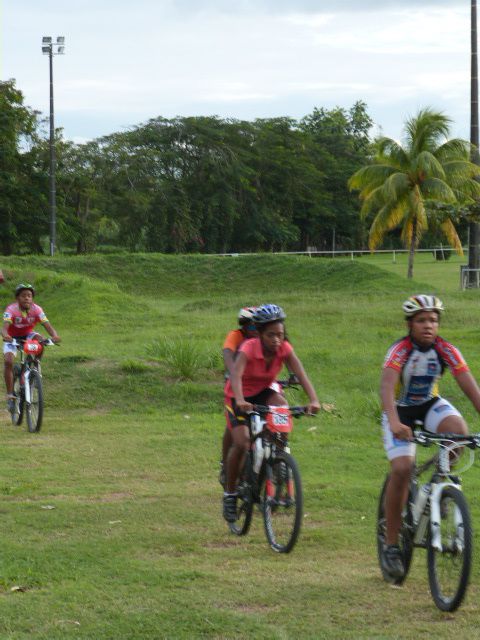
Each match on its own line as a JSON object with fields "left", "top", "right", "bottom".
{"left": 229, "top": 454, "right": 254, "bottom": 536}
{"left": 377, "top": 474, "right": 414, "bottom": 585}
{"left": 26, "top": 370, "right": 43, "bottom": 433}
{"left": 262, "top": 451, "right": 303, "bottom": 553}
{"left": 11, "top": 364, "right": 24, "bottom": 426}
{"left": 427, "top": 486, "right": 472, "bottom": 612}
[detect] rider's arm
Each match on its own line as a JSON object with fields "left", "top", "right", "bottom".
{"left": 230, "top": 351, "right": 251, "bottom": 412}
{"left": 1, "top": 320, "right": 12, "bottom": 342}
{"left": 455, "top": 370, "right": 480, "bottom": 413}
{"left": 222, "top": 348, "right": 236, "bottom": 377}
{"left": 284, "top": 352, "right": 320, "bottom": 414}
{"left": 43, "top": 321, "right": 61, "bottom": 343}
{"left": 380, "top": 367, "right": 411, "bottom": 440}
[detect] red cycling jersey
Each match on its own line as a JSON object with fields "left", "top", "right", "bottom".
{"left": 3, "top": 302, "right": 48, "bottom": 338}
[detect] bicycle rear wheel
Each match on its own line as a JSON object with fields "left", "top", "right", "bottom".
{"left": 26, "top": 370, "right": 43, "bottom": 433}
{"left": 11, "top": 364, "right": 24, "bottom": 426}
{"left": 262, "top": 451, "right": 303, "bottom": 553}
{"left": 377, "top": 474, "right": 414, "bottom": 585}
{"left": 427, "top": 486, "right": 472, "bottom": 612}
{"left": 229, "top": 455, "right": 254, "bottom": 536}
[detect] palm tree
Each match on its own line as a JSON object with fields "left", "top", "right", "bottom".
{"left": 348, "top": 108, "right": 480, "bottom": 278}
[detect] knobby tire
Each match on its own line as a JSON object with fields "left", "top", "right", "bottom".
{"left": 26, "top": 370, "right": 43, "bottom": 433}
{"left": 262, "top": 451, "right": 303, "bottom": 553}
{"left": 229, "top": 454, "right": 254, "bottom": 536}
{"left": 427, "top": 485, "right": 472, "bottom": 612}
{"left": 11, "top": 364, "right": 24, "bottom": 426}
{"left": 377, "top": 474, "right": 414, "bottom": 585}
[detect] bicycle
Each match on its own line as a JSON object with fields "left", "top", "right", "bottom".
{"left": 9, "top": 337, "right": 55, "bottom": 433}
{"left": 229, "top": 404, "right": 310, "bottom": 553}
{"left": 377, "top": 426, "right": 480, "bottom": 612}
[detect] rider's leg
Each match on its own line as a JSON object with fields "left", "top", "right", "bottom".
{"left": 385, "top": 455, "right": 414, "bottom": 545}
{"left": 4, "top": 352, "right": 14, "bottom": 396}
{"left": 436, "top": 414, "right": 468, "bottom": 436}
{"left": 225, "top": 424, "right": 250, "bottom": 494}
{"left": 222, "top": 427, "right": 232, "bottom": 469}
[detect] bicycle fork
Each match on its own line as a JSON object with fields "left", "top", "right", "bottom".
{"left": 427, "top": 482, "right": 463, "bottom": 552}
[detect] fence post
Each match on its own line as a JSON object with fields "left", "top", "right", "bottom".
{"left": 392, "top": 250, "right": 396, "bottom": 263}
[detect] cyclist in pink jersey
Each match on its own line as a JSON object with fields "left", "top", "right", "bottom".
{"left": 222, "top": 304, "right": 320, "bottom": 522}
{"left": 2, "top": 284, "right": 61, "bottom": 412}
{"left": 380, "top": 295, "right": 480, "bottom": 580}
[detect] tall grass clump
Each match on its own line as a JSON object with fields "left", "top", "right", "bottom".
{"left": 147, "top": 338, "right": 219, "bottom": 380}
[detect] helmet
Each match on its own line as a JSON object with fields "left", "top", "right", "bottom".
{"left": 238, "top": 307, "right": 257, "bottom": 326}
{"left": 402, "top": 295, "right": 444, "bottom": 318}
{"left": 252, "top": 304, "right": 286, "bottom": 325}
{"left": 15, "top": 283, "right": 35, "bottom": 297}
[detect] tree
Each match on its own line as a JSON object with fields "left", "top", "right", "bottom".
{"left": 348, "top": 108, "right": 480, "bottom": 278}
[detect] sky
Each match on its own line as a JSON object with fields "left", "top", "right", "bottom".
{"left": 1, "top": 0, "right": 473, "bottom": 144}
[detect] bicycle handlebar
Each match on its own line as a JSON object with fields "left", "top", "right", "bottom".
{"left": 250, "top": 404, "right": 310, "bottom": 418}
{"left": 413, "top": 429, "right": 480, "bottom": 449}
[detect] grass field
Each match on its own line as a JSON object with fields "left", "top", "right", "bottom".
{"left": 1, "top": 252, "right": 480, "bottom": 639}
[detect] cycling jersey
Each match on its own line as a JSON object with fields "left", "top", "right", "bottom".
{"left": 223, "top": 329, "right": 244, "bottom": 352}
{"left": 224, "top": 338, "right": 293, "bottom": 398}
{"left": 383, "top": 335, "right": 469, "bottom": 406}
{"left": 3, "top": 303, "right": 48, "bottom": 338}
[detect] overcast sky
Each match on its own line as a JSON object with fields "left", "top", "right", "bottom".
{"left": 1, "top": 0, "right": 473, "bottom": 144}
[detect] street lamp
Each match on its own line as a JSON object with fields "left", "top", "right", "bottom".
{"left": 42, "top": 36, "right": 65, "bottom": 257}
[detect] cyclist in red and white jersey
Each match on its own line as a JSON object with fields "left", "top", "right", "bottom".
{"left": 380, "top": 295, "right": 480, "bottom": 580}
{"left": 2, "top": 284, "right": 61, "bottom": 412}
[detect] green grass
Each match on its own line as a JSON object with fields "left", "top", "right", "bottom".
{"left": 0, "top": 253, "right": 480, "bottom": 638}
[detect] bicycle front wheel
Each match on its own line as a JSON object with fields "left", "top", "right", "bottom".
{"left": 262, "top": 451, "right": 303, "bottom": 553}
{"left": 229, "top": 455, "right": 254, "bottom": 536}
{"left": 427, "top": 486, "right": 472, "bottom": 612}
{"left": 26, "top": 370, "right": 43, "bottom": 433}
{"left": 11, "top": 364, "right": 24, "bottom": 426}
{"left": 377, "top": 474, "right": 414, "bottom": 585}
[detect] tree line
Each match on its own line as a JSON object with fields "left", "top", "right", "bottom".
{"left": 1, "top": 78, "right": 375, "bottom": 255}
{"left": 2, "top": 79, "right": 478, "bottom": 262}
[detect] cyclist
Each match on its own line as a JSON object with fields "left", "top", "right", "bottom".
{"left": 2, "top": 284, "right": 61, "bottom": 412}
{"left": 222, "top": 303, "right": 320, "bottom": 522}
{"left": 380, "top": 294, "right": 480, "bottom": 579}
{"left": 219, "top": 307, "right": 258, "bottom": 485}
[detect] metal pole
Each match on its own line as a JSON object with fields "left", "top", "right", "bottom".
{"left": 469, "top": 0, "right": 480, "bottom": 283}
{"left": 48, "top": 46, "right": 56, "bottom": 257}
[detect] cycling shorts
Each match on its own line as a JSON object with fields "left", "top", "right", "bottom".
{"left": 381, "top": 397, "right": 461, "bottom": 460}
{"left": 225, "top": 388, "right": 278, "bottom": 430}
{"left": 3, "top": 333, "right": 36, "bottom": 357}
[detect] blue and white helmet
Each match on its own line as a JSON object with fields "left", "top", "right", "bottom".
{"left": 252, "top": 304, "right": 286, "bottom": 325}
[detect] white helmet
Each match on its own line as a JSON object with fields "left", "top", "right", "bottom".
{"left": 402, "top": 295, "right": 444, "bottom": 318}
{"left": 238, "top": 307, "right": 257, "bottom": 326}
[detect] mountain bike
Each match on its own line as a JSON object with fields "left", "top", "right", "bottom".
{"left": 10, "top": 337, "right": 55, "bottom": 433}
{"left": 229, "top": 404, "right": 309, "bottom": 553}
{"left": 377, "top": 427, "right": 480, "bottom": 612}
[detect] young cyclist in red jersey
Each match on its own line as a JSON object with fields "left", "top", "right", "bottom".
{"left": 2, "top": 284, "right": 61, "bottom": 412}
{"left": 222, "top": 304, "right": 320, "bottom": 522}
{"left": 380, "top": 295, "right": 480, "bottom": 580}
{"left": 219, "top": 307, "right": 258, "bottom": 485}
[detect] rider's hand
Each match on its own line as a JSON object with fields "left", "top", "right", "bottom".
{"left": 51, "top": 335, "right": 61, "bottom": 344}
{"left": 2, "top": 335, "right": 13, "bottom": 343}
{"left": 306, "top": 400, "right": 321, "bottom": 415}
{"left": 390, "top": 421, "right": 412, "bottom": 441}
{"left": 236, "top": 400, "right": 253, "bottom": 414}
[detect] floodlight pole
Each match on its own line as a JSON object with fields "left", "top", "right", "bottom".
{"left": 42, "top": 37, "right": 65, "bottom": 257}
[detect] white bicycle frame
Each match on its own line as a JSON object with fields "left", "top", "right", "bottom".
{"left": 11, "top": 338, "right": 53, "bottom": 404}
{"left": 413, "top": 433, "right": 476, "bottom": 552}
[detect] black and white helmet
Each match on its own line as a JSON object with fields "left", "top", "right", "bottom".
{"left": 252, "top": 304, "right": 286, "bottom": 325}
{"left": 402, "top": 295, "right": 444, "bottom": 318}
{"left": 238, "top": 307, "right": 257, "bottom": 326}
